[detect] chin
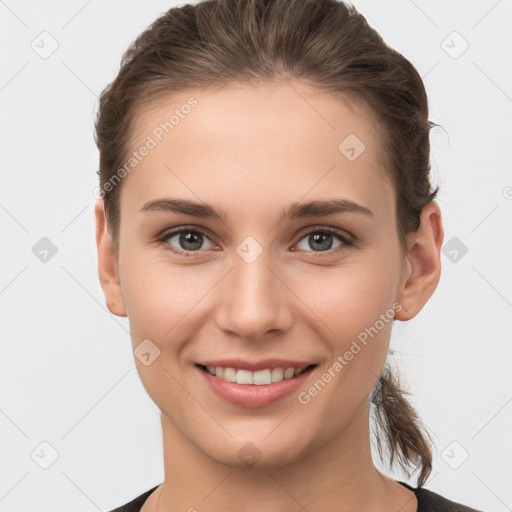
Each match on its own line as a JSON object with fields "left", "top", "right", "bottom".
{"left": 201, "top": 434, "right": 308, "bottom": 470}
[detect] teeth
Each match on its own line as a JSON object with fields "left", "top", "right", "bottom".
{"left": 271, "top": 368, "right": 283, "bottom": 382}
{"left": 204, "top": 365, "right": 310, "bottom": 385}
{"left": 236, "top": 369, "right": 254, "bottom": 385}
{"left": 222, "top": 367, "right": 236, "bottom": 382}
{"left": 253, "top": 369, "right": 271, "bottom": 385}
{"left": 284, "top": 368, "right": 295, "bottom": 379}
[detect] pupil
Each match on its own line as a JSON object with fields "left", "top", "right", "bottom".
{"left": 180, "top": 232, "right": 202, "bottom": 251}
{"left": 310, "top": 232, "right": 332, "bottom": 251}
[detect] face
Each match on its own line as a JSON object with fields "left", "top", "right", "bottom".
{"left": 97, "top": 80, "right": 425, "bottom": 469}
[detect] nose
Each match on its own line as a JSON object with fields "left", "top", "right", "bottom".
{"left": 214, "top": 251, "right": 293, "bottom": 341}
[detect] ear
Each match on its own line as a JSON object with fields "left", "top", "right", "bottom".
{"left": 395, "top": 201, "right": 444, "bottom": 321}
{"left": 94, "top": 199, "right": 127, "bottom": 317}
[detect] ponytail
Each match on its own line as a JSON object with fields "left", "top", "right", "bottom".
{"left": 371, "top": 364, "right": 433, "bottom": 487}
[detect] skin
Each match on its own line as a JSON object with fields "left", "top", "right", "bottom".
{"left": 95, "top": 80, "right": 444, "bottom": 512}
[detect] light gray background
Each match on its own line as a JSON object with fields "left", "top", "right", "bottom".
{"left": 0, "top": 1, "right": 511, "bottom": 511}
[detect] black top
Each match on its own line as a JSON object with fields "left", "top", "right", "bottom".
{"left": 108, "top": 481, "right": 485, "bottom": 512}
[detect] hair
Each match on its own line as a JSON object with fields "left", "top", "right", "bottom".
{"left": 94, "top": 0, "right": 438, "bottom": 487}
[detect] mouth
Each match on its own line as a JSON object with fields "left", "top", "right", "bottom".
{"left": 196, "top": 361, "right": 319, "bottom": 408}
{"left": 195, "top": 363, "right": 318, "bottom": 385}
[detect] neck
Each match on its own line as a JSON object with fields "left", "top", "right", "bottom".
{"left": 149, "top": 401, "right": 416, "bottom": 512}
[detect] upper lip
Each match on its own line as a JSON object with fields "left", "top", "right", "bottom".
{"left": 196, "top": 359, "right": 317, "bottom": 372}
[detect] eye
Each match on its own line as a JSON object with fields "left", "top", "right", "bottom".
{"left": 294, "top": 228, "right": 353, "bottom": 254}
{"left": 157, "top": 227, "right": 216, "bottom": 254}
{"left": 156, "top": 226, "right": 354, "bottom": 256}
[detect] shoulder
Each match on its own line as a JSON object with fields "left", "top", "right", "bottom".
{"left": 399, "top": 482, "right": 486, "bottom": 512}
{"left": 108, "top": 485, "right": 159, "bottom": 512}
{"left": 110, "top": 481, "right": 487, "bottom": 512}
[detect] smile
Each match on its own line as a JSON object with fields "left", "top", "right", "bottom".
{"left": 197, "top": 364, "right": 315, "bottom": 385}
{"left": 196, "top": 362, "right": 318, "bottom": 408}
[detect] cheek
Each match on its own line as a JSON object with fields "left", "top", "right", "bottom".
{"left": 118, "top": 255, "right": 204, "bottom": 409}
{"left": 119, "top": 252, "right": 215, "bottom": 343}
{"left": 293, "top": 267, "right": 398, "bottom": 416}
{"left": 295, "top": 259, "right": 398, "bottom": 335}
{"left": 290, "top": 255, "right": 400, "bottom": 391}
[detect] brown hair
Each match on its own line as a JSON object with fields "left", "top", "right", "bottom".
{"left": 95, "top": 0, "right": 438, "bottom": 486}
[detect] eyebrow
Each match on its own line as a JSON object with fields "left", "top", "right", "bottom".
{"left": 138, "top": 197, "right": 374, "bottom": 221}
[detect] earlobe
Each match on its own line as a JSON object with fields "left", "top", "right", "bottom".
{"left": 395, "top": 201, "right": 444, "bottom": 321}
{"left": 94, "top": 199, "right": 127, "bottom": 318}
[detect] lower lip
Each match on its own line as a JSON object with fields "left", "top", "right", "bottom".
{"left": 196, "top": 365, "right": 316, "bottom": 408}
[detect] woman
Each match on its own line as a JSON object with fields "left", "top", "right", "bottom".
{"left": 94, "top": 0, "right": 483, "bottom": 510}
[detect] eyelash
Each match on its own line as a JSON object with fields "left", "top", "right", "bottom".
{"left": 155, "top": 225, "right": 355, "bottom": 257}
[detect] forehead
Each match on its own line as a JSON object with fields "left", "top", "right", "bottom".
{"left": 121, "top": 80, "right": 394, "bottom": 222}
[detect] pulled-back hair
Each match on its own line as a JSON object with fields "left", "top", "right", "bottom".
{"left": 95, "top": 0, "right": 438, "bottom": 486}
